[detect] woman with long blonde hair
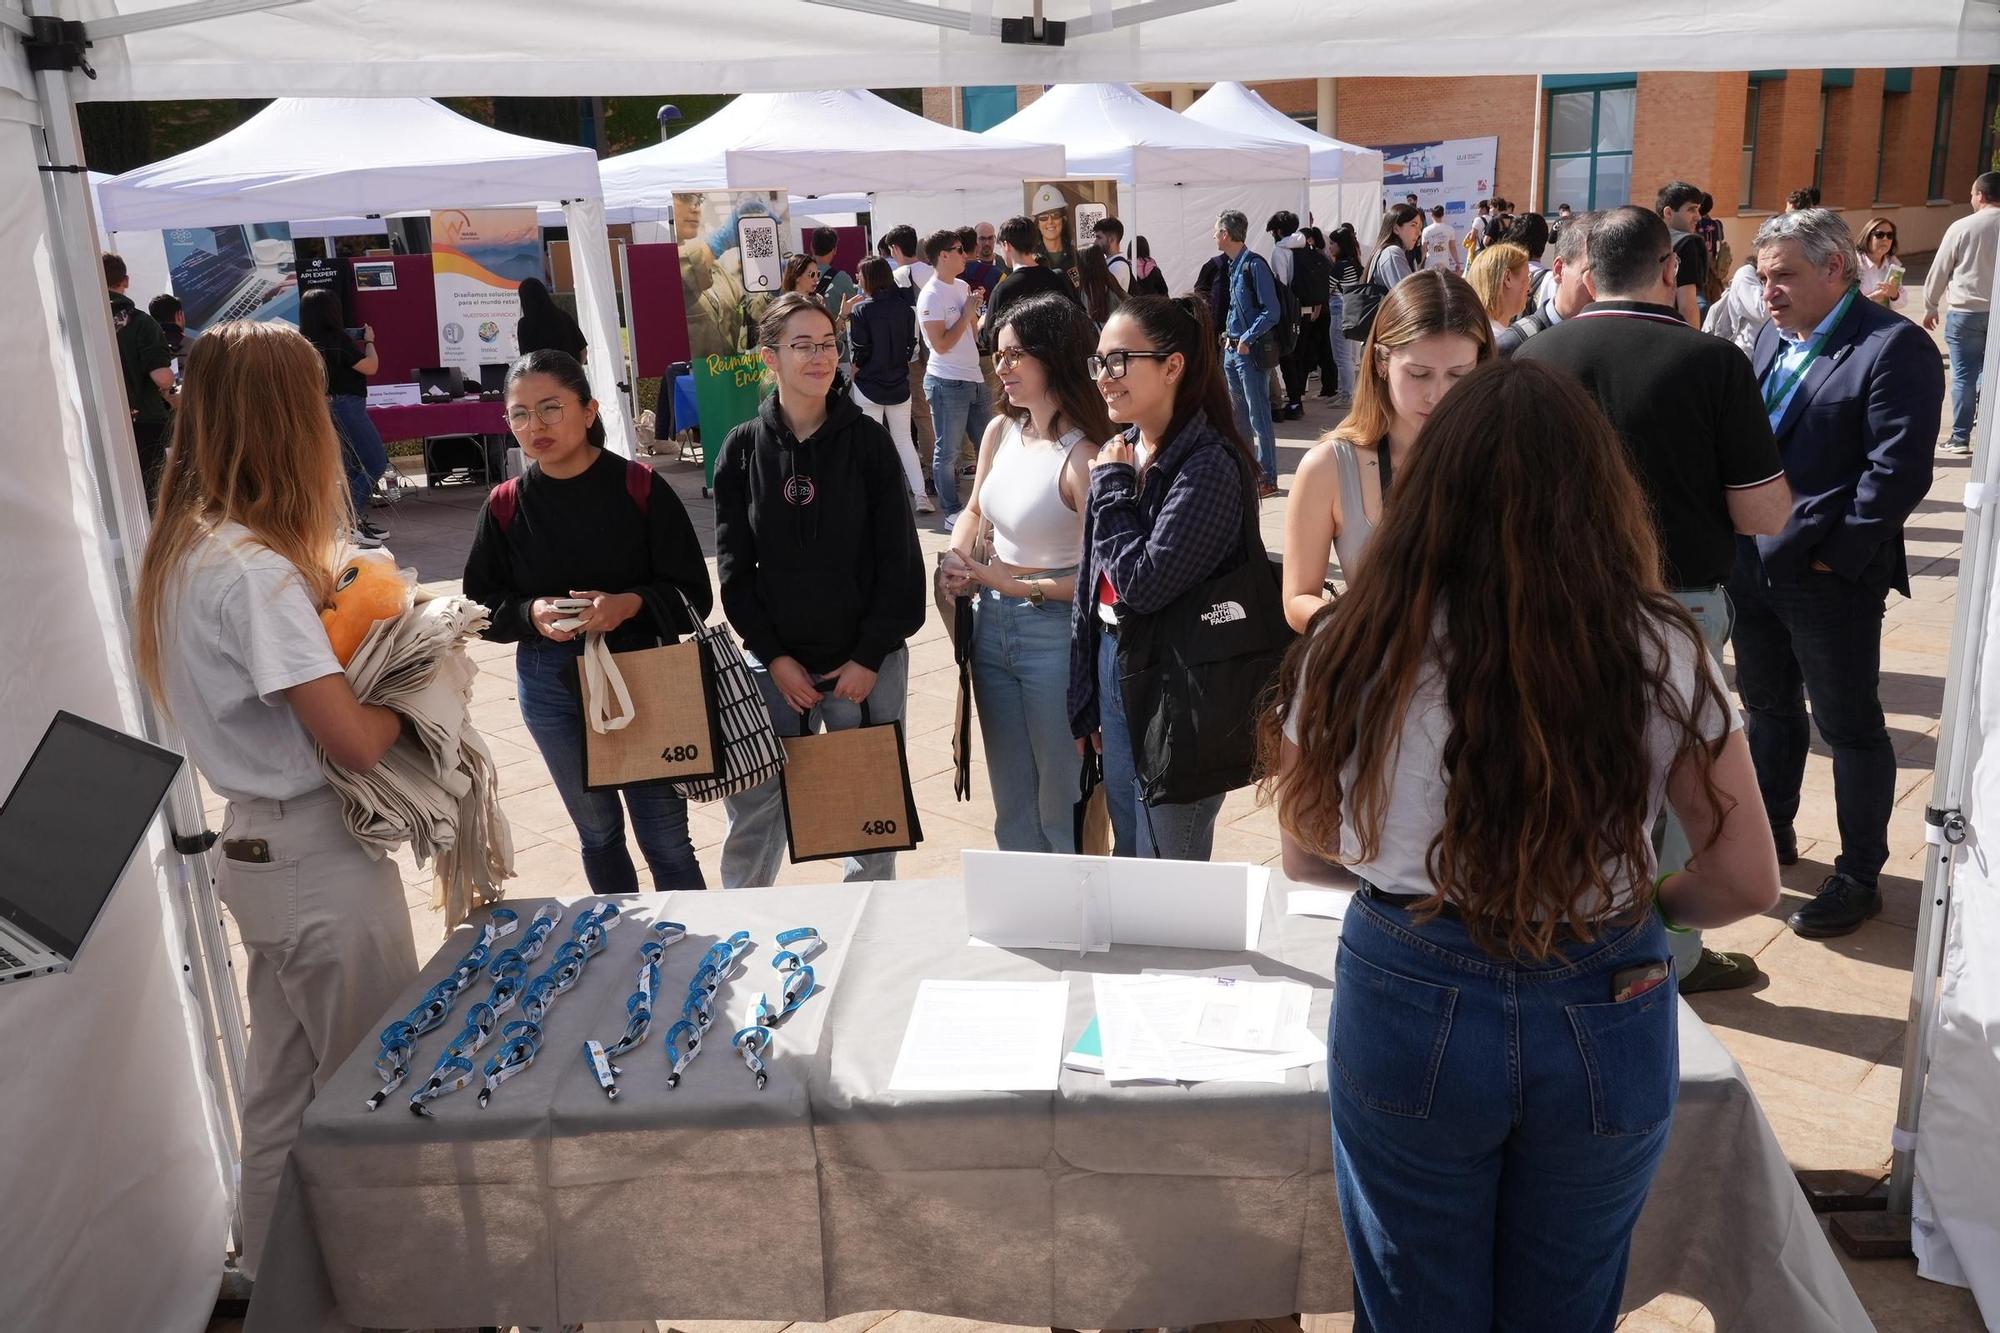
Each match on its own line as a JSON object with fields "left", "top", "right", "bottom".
{"left": 1280, "top": 269, "right": 1491, "bottom": 631}
{"left": 1465, "top": 240, "right": 1532, "bottom": 334}
{"left": 133, "top": 321, "right": 418, "bottom": 1280}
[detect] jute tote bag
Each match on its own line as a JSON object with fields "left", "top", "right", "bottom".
{"left": 778, "top": 701, "right": 923, "bottom": 864}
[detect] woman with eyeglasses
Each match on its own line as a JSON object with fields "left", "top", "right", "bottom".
{"left": 462, "top": 349, "right": 714, "bottom": 894}
{"left": 940, "top": 293, "right": 1107, "bottom": 852}
{"left": 714, "top": 293, "right": 927, "bottom": 887}
{"left": 1069, "top": 294, "right": 1262, "bottom": 858}
{"left": 1857, "top": 217, "right": 1906, "bottom": 312}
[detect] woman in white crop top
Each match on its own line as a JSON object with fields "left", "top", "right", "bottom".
{"left": 940, "top": 293, "right": 1106, "bottom": 851}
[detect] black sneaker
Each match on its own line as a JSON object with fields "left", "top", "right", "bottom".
{"left": 1787, "top": 872, "right": 1883, "bottom": 939}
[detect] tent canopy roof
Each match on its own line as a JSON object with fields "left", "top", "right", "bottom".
{"left": 986, "top": 82, "right": 1309, "bottom": 186}
{"left": 598, "top": 89, "right": 1063, "bottom": 212}
{"left": 95, "top": 97, "right": 602, "bottom": 232}
{"left": 1183, "top": 81, "right": 1383, "bottom": 186}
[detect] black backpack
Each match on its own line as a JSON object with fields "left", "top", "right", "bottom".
{"left": 1245, "top": 248, "right": 1299, "bottom": 362}
{"left": 1290, "top": 245, "right": 1331, "bottom": 309}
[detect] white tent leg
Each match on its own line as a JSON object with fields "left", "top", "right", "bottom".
{"left": 565, "top": 197, "right": 634, "bottom": 456}
{"left": 28, "top": 2, "right": 246, "bottom": 1247}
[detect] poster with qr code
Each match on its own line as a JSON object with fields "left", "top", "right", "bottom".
{"left": 673, "top": 189, "right": 791, "bottom": 486}
{"left": 1022, "top": 178, "right": 1118, "bottom": 296}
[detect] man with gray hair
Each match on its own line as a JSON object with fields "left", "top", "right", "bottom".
{"left": 1215, "top": 208, "right": 1283, "bottom": 494}
{"left": 1495, "top": 209, "right": 1602, "bottom": 356}
{"left": 1921, "top": 170, "right": 2000, "bottom": 454}
{"left": 1734, "top": 207, "right": 1943, "bottom": 940}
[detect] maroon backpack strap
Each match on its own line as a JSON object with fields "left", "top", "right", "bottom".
{"left": 489, "top": 476, "right": 522, "bottom": 534}
{"left": 624, "top": 458, "right": 655, "bottom": 517}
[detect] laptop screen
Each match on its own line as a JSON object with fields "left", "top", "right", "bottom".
{"left": 0, "top": 713, "right": 183, "bottom": 961}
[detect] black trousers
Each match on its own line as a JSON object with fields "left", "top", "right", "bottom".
{"left": 133, "top": 416, "right": 168, "bottom": 511}
{"left": 1299, "top": 309, "right": 1338, "bottom": 394}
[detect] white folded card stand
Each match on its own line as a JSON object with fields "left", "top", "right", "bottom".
{"left": 963, "top": 849, "right": 1266, "bottom": 954}
{"left": 365, "top": 382, "right": 421, "bottom": 408}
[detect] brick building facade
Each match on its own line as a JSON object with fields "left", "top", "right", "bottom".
{"left": 924, "top": 70, "right": 1998, "bottom": 257}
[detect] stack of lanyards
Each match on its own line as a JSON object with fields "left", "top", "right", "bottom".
{"left": 475, "top": 901, "right": 621, "bottom": 1109}
{"left": 584, "top": 920, "right": 688, "bottom": 1100}
{"left": 735, "top": 927, "right": 824, "bottom": 1091}
{"left": 405, "top": 902, "right": 564, "bottom": 1114}
{"left": 365, "top": 908, "right": 521, "bottom": 1110}
{"left": 664, "top": 930, "right": 751, "bottom": 1088}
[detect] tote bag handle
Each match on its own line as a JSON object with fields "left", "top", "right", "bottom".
{"left": 581, "top": 633, "right": 637, "bottom": 734}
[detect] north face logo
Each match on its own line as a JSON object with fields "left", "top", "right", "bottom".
{"left": 1198, "top": 600, "right": 1247, "bottom": 626}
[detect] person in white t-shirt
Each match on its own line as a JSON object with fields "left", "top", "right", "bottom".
{"left": 131, "top": 321, "right": 419, "bottom": 1280}
{"left": 917, "top": 227, "right": 991, "bottom": 529}
{"left": 1421, "top": 205, "right": 1462, "bottom": 273}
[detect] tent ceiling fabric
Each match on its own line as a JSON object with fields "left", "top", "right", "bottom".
{"left": 95, "top": 96, "right": 603, "bottom": 231}
{"left": 986, "top": 81, "right": 1310, "bottom": 184}
{"left": 54, "top": 0, "right": 2000, "bottom": 96}
{"left": 598, "top": 88, "right": 1063, "bottom": 212}
{"left": 1184, "top": 81, "right": 1383, "bottom": 187}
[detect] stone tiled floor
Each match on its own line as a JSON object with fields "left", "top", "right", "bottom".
{"left": 204, "top": 387, "right": 1987, "bottom": 1331}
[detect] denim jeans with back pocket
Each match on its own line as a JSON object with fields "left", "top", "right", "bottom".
{"left": 1330, "top": 891, "right": 1677, "bottom": 1332}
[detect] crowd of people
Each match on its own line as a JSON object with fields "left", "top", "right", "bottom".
{"left": 114, "top": 161, "right": 1978, "bottom": 1325}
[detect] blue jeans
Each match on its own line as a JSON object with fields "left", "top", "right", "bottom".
{"left": 1224, "top": 346, "right": 1278, "bottom": 485}
{"left": 1727, "top": 543, "right": 1894, "bottom": 886}
{"left": 720, "top": 647, "right": 910, "bottom": 887}
{"left": 514, "top": 640, "right": 707, "bottom": 894}
{"left": 1944, "top": 310, "right": 1987, "bottom": 445}
{"left": 328, "top": 393, "right": 388, "bottom": 519}
{"left": 1332, "top": 893, "right": 1677, "bottom": 1332}
{"left": 1095, "top": 630, "right": 1224, "bottom": 859}
{"left": 971, "top": 587, "right": 1078, "bottom": 853}
{"left": 1656, "top": 586, "right": 1733, "bottom": 975}
{"left": 922, "top": 373, "right": 991, "bottom": 515}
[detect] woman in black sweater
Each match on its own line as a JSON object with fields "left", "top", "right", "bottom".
{"left": 846, "top": 256, "right": 931, "bottom": 512}
{"left": 463, "top": 350, "right": 713, "bottom": 892}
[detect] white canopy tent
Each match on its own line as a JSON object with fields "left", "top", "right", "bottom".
{"left": 600, "top": 89, "right": 1063, "bottom": 247}
{"left": 985, "top": 82, "right": 1309, "bottom": 301}
{"left": 10, "top": 4, "right": 2000, "bottom": 1332}
{"left": 1184, "top": 81, "right": 1385, "bottom": 252}
{"left": 95, "top": 96, "right": 634, "bottom": 453}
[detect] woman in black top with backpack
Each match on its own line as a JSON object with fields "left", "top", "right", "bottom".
{"left": 299, "top": 288, "right": 390, "bottom": 547}
{"left": 846, "top": 256, "right": 932, "bottom": 513}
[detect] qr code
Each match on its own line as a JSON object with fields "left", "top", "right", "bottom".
{"left": 742, "top": 225, "right": 777, "bottom": 260}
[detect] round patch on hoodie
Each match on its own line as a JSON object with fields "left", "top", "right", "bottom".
{"left": 783, "top": 474, "right": 817, "bottom": 506}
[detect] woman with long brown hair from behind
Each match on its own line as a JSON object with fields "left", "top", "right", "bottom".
{"left": 132, "top": 321, "right": 418, "bottom": 1280}
{"left": 1280, "top": 269, "right": 1490, "bottom": 630}
{"left": 1262, "top": 359, "right": 1779, "bottom": 1331}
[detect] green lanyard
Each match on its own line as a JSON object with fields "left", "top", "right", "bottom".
{"left": 1762, "top": 286, "right": 1858, "bottom": 415}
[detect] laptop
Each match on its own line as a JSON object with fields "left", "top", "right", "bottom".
{"left": 0, "top": 712, "right": 184, "bottom": 984}
{"left": 478, "top": 363, "right": 508, "bottom": 401}
{"left": 416, "top": 366, "right": 459, "bottom": 402}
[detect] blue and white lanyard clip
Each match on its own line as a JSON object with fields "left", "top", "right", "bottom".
{"left": 478, "top": 900, "right": 621, "bottom": 1110}
{"left": 585, "top": 920, "right": 686, "bottom": 1099}
{"left": 479, "top": 1019, "right": 544, "bottom": 1106}
{"left": 755, "top": 926, "right": 822, "bottom": 1029}
{"left": 365, "top": 908, "right": 520, "bottom": 1109}
{"left": 732, "top": 1026, "right": 774, "bottom": 1091}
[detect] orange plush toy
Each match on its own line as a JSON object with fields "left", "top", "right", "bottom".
{"left": 320, "top": 549, "right": 416, "bottom": 666}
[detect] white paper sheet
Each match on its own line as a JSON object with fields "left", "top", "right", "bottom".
{"left": 963, "top": 850, "right": 1264, "bottom": 952}
{"left": 1287, "top": 888, "right": 1354, "bottom": 920}
{"left": 1183, "top": 977, "right": 1314, "bottom": 1053}
{"left": 1090, "top": 973, "right": 1324, "bottom": 1084}
{"left": 888, "top": 980, "right": 1070, "bottom": 1092}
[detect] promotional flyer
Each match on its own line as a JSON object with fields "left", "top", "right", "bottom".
{"left": 1369, "top": 137, "right": 1500, "bottom": 226}
{"left": 431, "top": 207, "right": 542, "bottom": 376}
{"left": 162, "top": 222, "right": 299, "bottom": 334}
{"left": 674, "top": 188, "right": 790, "bottom": 486}
{"left": 1021, "top": 178, "right": 1119, "bottom": 293}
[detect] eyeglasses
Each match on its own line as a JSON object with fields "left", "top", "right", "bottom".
{"left": 994, "top": 348, "right": 1036, "bottom": 371}
{"left": 782, "top": 339, "right": 840, "bottom": 360}
{"left": 1870, "top": 230, "right": 1895, "bottom": 241}
{"left": 506, "top": 402, "right": 566, "bottom": 430}
{"left": 1087, "top": 349, "right": 1173, "bottom": 380}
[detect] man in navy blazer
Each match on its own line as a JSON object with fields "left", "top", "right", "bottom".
{"left": 1732, "top": 209, "right": 1943, "bottom": 938}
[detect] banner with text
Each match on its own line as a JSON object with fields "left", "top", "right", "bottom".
{"left": 674, "top": 189, "right": 789, "bottom": 486}
{"left": 1369, "top": 137, "right": 1499, "bottom": 230}
{"left": 163, "top": 222, "right": 299, "bottom": 335}
{"left": 432, "top": 207, "right": 542, "bottom": 376}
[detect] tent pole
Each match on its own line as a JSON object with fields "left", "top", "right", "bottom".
{"left": 27, "top": 0, "right": 247, "bottom": 1248}
{"left": 1882, "top": 262, "right": 2000, "bottom": 1221}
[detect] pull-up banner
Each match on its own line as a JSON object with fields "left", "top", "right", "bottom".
{"left": 673, "top": 189, "right": 790, "bottom": 486}
{"left": 432, "top": 207, "right": 541, "bottom": 376}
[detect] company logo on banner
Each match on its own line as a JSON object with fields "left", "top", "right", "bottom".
{"left": 674, "top": 189, "right": 790, "bottom": 486}
{"left": 163, "top": 222, "right": 299, "bottom": 335}
{"left": 431, "top": 207, "right": 543, "bottom": 375}
{"left": 1370, "top": 137, "right": 1499, "bottom": 221}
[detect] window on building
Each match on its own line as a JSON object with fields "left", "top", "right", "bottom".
{"left": 1741, "top": 82, "right": 1762, "bottom": 209}
{"left": 961, "top": 85, "right": 1018, "bottom": 133}
{"left": 1981, "top": 69, "right": 2000, "bottom": 172}
{"left": 1930, "top": 67, "right": 1959, "bottom": 200}
{"left": 1543, "top": 82, "right": 1637, "bottom": 212}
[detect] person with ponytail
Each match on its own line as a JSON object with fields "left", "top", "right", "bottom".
{"left": 132, "top": 321, "right": 420, "bottom": 1280}
{"left": 1262, "top": 359, "right": 1779, "bottom": 1331}
{"left": 1069, "top": 294, "right": 1262, "bottom": 858}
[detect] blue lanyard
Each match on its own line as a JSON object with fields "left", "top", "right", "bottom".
{"left": 479, "top": 1020, "right": 544, "bottom": 1106}
{"left": 474, "top": 901, "right": 621, "bottom": 1111}
{"left": 732, "top": 1026, "right": 774, "bottom": 1091}
{"left": 411, "top": 1001, "right": 501, "bottom": 1114}
{"left": 1762, "top": 286, "right": 1857, "bottom": 414}
{"left": 365, "top": 908, "right": 521, "bottom": 1110}
{"left": 586, "top": 920, "right": 687, "bottom": 1100}
{"left": 665, "top": 930, "right": 753, "bottom": 1090}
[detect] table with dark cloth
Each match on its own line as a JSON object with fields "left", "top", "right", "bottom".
{"left": 366, "top": 397, "right": 508, "bottom": 441}
{"left": 245, "top": 879, "right": 1874, "bottom": 1333}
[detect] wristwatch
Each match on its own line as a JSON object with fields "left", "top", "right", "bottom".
{"left": 1023, "top": 579, "right": 1045, "bottom": 608}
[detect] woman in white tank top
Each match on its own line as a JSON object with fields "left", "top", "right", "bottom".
{"left": 1282, "top": 270, "right": 1493, "bottom": 632}
{"left": 940, "top": 293, "right": 1107, "bottom": 852}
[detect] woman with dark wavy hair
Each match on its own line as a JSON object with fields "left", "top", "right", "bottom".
{"left": 1262, "top": 358, "right": 1779, "bottom": 1330}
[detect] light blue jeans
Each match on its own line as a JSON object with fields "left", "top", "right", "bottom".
{"left": 1328, "top": 292, "right": 1356, "bottom": 397}
{"left": 971, "top": 587, "right": 1079, "bottom": 853}
{"left": 1096, "top": 630, "right": 1225, "bottom": 859}
{"left": 922, "top": 373, "right": 991, "bottom": 515}
{"left": 720, "top": 647, "right": 909, "bottom": 887}
{"left": 1945, "top": 310, "right": 1987, "bottom": 446}
{"left": 1656, "top": 585, "right": 1734, "bottom": 975}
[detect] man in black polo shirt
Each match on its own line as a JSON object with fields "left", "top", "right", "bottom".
{"left": 1519, "top": 205, "right": 1792, "bottom": 994}
{"left": 1657, "top": 181, "right": 1708, "bottom": 328}
{"left": 104, "top": 253, "right": 176, "bottom": 509}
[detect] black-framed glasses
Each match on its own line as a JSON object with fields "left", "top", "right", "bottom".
{"left": 506, "top": 402, "right": 566, "bottom": 430}
{"left": 1087, "top": 349, "right": 1172, "bottom": 380}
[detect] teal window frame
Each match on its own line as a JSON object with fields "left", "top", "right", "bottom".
{"left": 1542, "top": 81, "right": 1637, "bottom": 212}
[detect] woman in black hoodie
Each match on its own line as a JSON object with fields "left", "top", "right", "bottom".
{"left": 714, "top": 292, "right": 927, "bottom": 888}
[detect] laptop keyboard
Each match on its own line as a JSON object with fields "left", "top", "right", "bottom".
{"left": 0, "top": 945, "right": 24, "bottom": 969}
{"left": 215, "top": 286, "right": 269, "bottom": 323}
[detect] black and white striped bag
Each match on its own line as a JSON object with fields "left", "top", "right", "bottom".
{"left": 667, "top": 594, "right": 786, "bottom": 802}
